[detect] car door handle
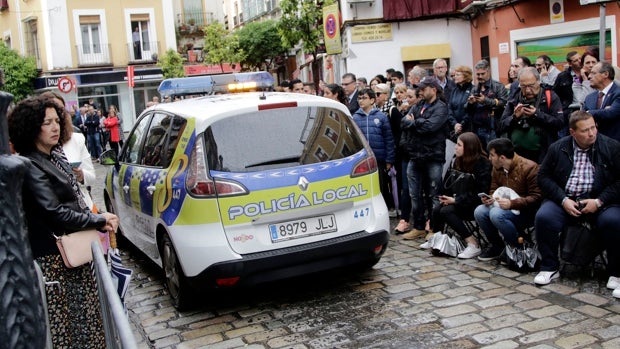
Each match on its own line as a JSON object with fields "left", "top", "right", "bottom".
{"left": 123, "top": 185, "right": 129, "bottom": 193}
{"left": 147, "top": 185, "right": 156, "bottom": 194}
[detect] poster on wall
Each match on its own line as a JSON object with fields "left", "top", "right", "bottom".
{"left": 516, "top": 31, "right": 611, "bottom": 70}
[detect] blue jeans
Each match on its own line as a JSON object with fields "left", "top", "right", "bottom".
{"left": 399, "top": 159, "right": 412, "bottom": 222}
{"left": 87, "top": 132, "right": 101, "bottom": 158}
{"left": 474, "top": 204, "right": 533, "bottom": 249}
{"left": 535, "top": 200, "right": 620, "bottom": 275}
{"left": 407, "top": 160, "right": 442, "bottom": 230}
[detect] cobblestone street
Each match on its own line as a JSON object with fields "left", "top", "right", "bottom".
{"left": 91, "top": 163, "right": 620, "bottom": 349}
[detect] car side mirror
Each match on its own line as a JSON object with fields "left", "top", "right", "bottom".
{"left": 99, "top": 149, "right": 117, "bottom": 166}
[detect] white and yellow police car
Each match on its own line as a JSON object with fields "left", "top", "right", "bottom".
{"left": 103, "top": 91, "right": 390, "bottom": 309}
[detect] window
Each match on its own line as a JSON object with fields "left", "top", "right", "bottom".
{"left": 121, "top": 114, "right": 151, "bottom": 164}
{"left": 130, "top": 14, "right": 151, "bottom": 57}
{"left": 79, "top": 15, "right": 101, "bottom": 54}
{"left": 23, "top": 18, "right": 40, "bottom": 68}
{"left": 140, "top": 114, "right": 187, "bottom": 168}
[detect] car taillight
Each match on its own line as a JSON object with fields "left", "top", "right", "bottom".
{"left": 186, "top": 139, "right": 247, "bottom": 197}
{"left": 351, "top": 155, "right": 377, "bottom": 177}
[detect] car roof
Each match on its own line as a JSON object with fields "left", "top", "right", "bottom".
{"left": 147, "top": 92, "right": 351, "bottom": 130}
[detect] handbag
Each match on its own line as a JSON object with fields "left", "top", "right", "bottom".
{"left": 54, "top": 230, "right": 101, "bottom": 268}
{"left": 561, "top": 218, "right": 601, "bottom": 266}
{"left": 443, "top": 167, "right": 475, "bottom": 195}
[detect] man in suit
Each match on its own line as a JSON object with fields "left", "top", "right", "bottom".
{"left": 342, "top": 73, "right": 359, "bottom": 114}
{"left": 583, "top": 61, "right": 620, "bottom": 142}
{"left": 553, "top": 51, "right": 582, "bottom": 137}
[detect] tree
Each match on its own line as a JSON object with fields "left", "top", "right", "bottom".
{"left": 0, "top": 43, "right": 38, "bottom": 101}
{"left": 158, "top": 49, "right": 185, "bottom": 78}
{"left": 235, "top": 20, "right": 287, "bottom": 71}
{"left": 277, "top": 0, "right": 332, "bottom": 84}
{"left": 203, "top": 23, "right": 246, "bottom": 71}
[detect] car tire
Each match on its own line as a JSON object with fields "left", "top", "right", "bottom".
{"left": 161, "top": 233, "right": 193, "bottom": 310}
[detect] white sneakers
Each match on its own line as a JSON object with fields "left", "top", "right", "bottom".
{"left": 534, "top": 271, "right": 559, "bottom": 285}
{"left": 607, "top": 276, "right": 620, "bottom": 290}
{"left": 457, "top": 245, "right": 481, "bottom": 259}
{"left": 607, "top": 276, "right": 620, "bottom": 299}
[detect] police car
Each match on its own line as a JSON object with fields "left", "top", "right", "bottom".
{"left": 102, "top": 91, "right": 390, "bottom": 309}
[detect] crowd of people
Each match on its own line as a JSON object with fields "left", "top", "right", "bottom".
{"left": 282, "top": 47, "right": 620, "bottom": 299}
{"left": 70, "top": 98, "right": 127, "bottom": 161}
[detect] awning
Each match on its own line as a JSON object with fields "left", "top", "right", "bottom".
{"left": 401, "top": 43, "right": 451, "bottom": 61}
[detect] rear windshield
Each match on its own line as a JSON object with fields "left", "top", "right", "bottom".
{"left": 202, "top": 106, "right": 365, "bottom": 172}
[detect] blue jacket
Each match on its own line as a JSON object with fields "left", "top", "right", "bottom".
{"left": 352, "top": 107, "right": 396, "bottom": 164}
{"left": 448, "top": 81, "right": 474, "bottom": 128}
{"left": 583, "top": 82, "right": 620, "bottom": 142}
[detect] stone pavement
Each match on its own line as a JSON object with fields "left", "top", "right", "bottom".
{"left": 90, "top": 163, "right": 620, "bottom": 349}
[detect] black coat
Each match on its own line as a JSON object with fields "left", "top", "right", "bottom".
{"left": 538, "top": 134, "right": 620, "bottom": 207}
{"left": 22, "top": 151, "right": 107, "bottom": 258}
{"left": 401, "top": 98, "right": 449, "bottom": 162}
{"left": 443, "top": 156, "right": 492, "bottom": 213}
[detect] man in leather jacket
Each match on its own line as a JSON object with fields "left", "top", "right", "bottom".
{"left": 464, "top": 59, "right": 509, "bottom": 149}
{"left": 400, "top": 77, "right": 449, "bottom": 241}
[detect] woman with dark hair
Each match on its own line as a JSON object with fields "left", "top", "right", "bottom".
{"left": 322, "top": 83, "right": 349, "bottom": 107}
{"left": 572, "top": 48, "right": 599, "bottom": 107}
{"left": 424, "top": 132, "right": 492, "bottom": 259}
{"left": 370, "top": 74, "right": 387, "bottom": 89}
{"left": 8, "top": 95, "right": 118, "bottom": 348}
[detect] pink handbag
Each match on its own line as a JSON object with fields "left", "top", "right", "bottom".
{"left": 54, "top": 230, "right": 101, "bottom": 268}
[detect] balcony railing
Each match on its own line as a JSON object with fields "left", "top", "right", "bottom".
{"left": 177, "top": 11, "right": 215, "bottom": 31}
{"left": 127, "top": 41, "right": 160, "bottom": 63}
{"left": 76, "top": 43, "right": 112, "bottom": 67}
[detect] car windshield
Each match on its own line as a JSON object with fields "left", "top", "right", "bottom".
{"left": 203, "top": 106, "right": 365, "bottom": 172}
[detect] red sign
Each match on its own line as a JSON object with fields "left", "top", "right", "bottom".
{"left": 57, "top": 77, "right": 74, "bottom": 94}
{"left": 127, "top": 66, "right": 135, "bottom": 88}
{"left": 184, "top": 63, "right": 240, "bottom": 76}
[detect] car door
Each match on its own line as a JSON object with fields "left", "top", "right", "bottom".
{"left": 115, "top": 113, "right": 152, "bottom": 253}
{"left": 129, "top": 113, "right": 182, "bottom": 260}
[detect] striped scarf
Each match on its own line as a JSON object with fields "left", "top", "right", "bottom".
{"left": 49, "top": 144, "right": 89, "bottom": 212}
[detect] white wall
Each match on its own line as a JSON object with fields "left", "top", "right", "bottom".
{"left": 44, "top": 0, "right": 73, "bottom": 69}
{"left": 341, "top": 18, "right": 473, "bottom": 81}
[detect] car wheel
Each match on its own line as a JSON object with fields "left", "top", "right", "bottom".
{"left": 161, "top": 234, "right": 192, "bottom": 310}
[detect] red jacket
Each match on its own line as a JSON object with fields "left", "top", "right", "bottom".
{"left": 103, "top": 116, "right": 120, "bottom": 142}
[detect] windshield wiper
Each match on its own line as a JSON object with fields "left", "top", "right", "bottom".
{"left": 245, "top": 156, "right": 300, "bottom": 168}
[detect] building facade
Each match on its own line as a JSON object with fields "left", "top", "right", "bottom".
{"left": 0, "top": 0, "right": 225, "bottom": 130}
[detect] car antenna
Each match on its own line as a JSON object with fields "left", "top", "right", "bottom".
{"left": 259, "top": 91, "right": 266, "bottom": 100}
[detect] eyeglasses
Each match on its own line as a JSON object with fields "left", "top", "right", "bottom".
{"left": 375, "top": 92, "right": 383, "bottom": 95}
{"left": 342, "top": 81, "right": 354, "bottom": 86}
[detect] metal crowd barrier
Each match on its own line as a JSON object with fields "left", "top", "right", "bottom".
{"left": 91, "top": 242, "right": 138, "bottom": 349}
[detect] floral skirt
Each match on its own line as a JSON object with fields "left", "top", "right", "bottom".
{"left": 37, "top": 254, "right": 105, "bottom": 349}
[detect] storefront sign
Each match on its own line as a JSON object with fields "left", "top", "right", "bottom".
{"left": 184, "top": 63, "right": 240, "bottom": 76}
{"left": 351, "top": 23, "right": 392, "bottom": 43}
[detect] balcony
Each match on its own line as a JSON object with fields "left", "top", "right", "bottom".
{"left": 76, "top": 43, "right": 112, "bottom": 67}
{"left": 127, "top": 41, "right": 161, "bottom": 64}
{"left": 177, "top": 11, "right": 214, "bottom": 37}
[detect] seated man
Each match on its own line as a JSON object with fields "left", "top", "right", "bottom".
{"left": 474, "top": 138, "right": 542, "bottom": 261}
{"left": 534, "top": 111, "right": 620, "bottom": 297}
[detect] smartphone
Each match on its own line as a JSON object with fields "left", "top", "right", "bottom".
{"left": 478, "top": 192, "right": 492, "bottom": 199}
{"left": 521, "top": 104, "right": 531, "bottom": 108}
{"left": 69, "top": 161, "right": 81, "bottom": 168}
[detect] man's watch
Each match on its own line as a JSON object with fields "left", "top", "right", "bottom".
{"left": 595, "top": 199, "right": 603, "bottom": 208}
